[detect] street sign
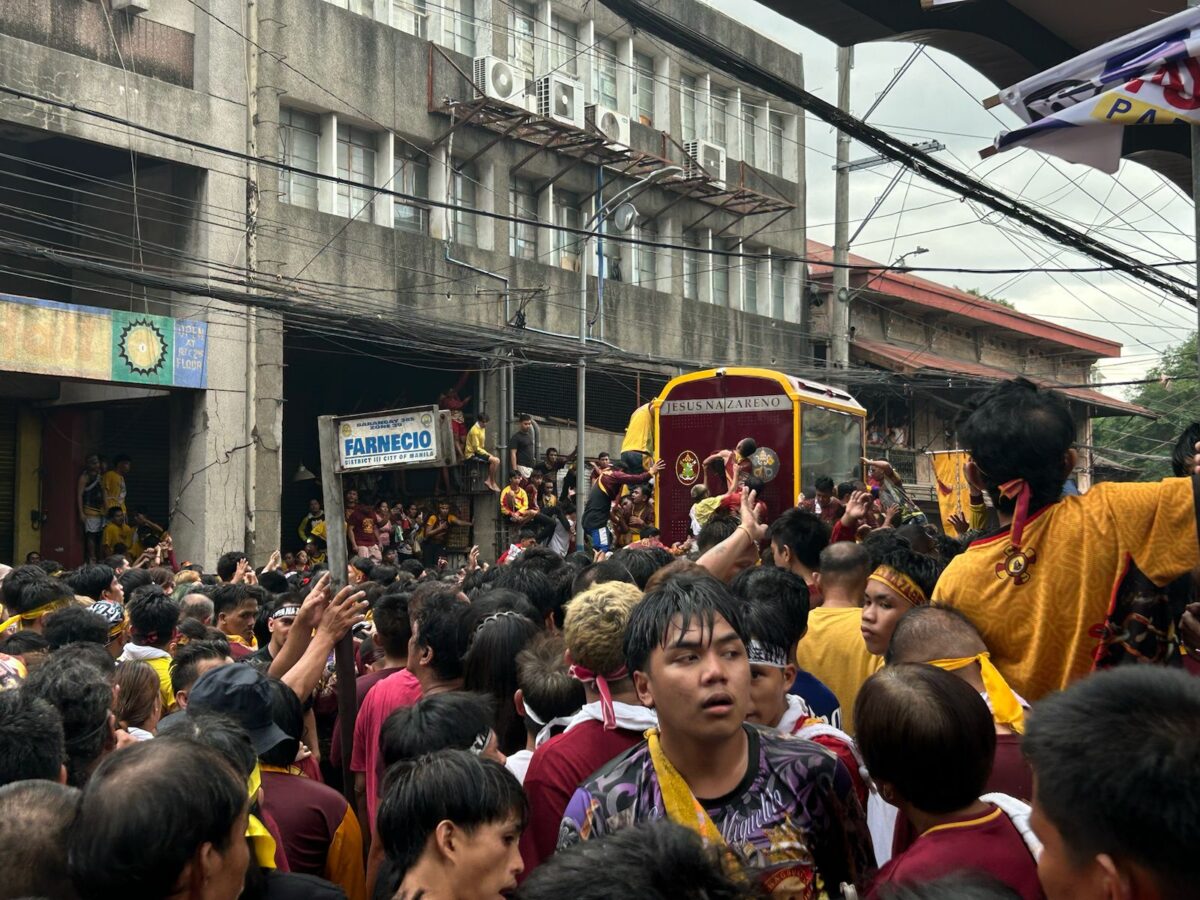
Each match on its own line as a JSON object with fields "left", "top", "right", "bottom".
{"left": 333, "top": 406, "right": 454, "bottom": 471}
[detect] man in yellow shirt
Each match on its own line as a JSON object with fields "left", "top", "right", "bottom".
{"left": 935, "top": 378, "right": 1200, "bottom": 701}
{"left": 464, "top": 412, "right": 500, "bottom": 492}
{"left": 102, "top": 455, "right": 131, "bottom": 515}
{"left": 101, "top": 507, "right": 138, "bottom": 557}
{"left": 794, "top": 541, "right": 881, "bottom": 735}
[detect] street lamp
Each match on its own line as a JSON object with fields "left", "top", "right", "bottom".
{"left": 576, "top": 165, "right": 684, "bottom": 477}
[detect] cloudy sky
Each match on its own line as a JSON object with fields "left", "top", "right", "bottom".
{"left": 705, "top": 0, "right": 1197, "bottom": 395}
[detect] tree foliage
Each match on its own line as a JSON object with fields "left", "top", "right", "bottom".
{"left": 1091, "top": 332, "right": 1198, "bottom": 481}
{"left": 956, "top": 286, "right": 1016, "bottom": 310}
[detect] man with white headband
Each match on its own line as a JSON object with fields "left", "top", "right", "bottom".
{"left": 250, "top": 595, "right": 301, "bottom": 666}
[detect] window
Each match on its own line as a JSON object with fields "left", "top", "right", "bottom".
{"left": 509, "top": 177, "right": 538, "bottom": 260}
{"left": 550, "top": 15, "right": 579, "bottom": 78}
{"left": 446, "top": 0, "right": 475, "bottom": 57}
{"left": 801, "top": 406, "right": 864, "bottom": 493}
{"left": 680, "top": 74, "right": 698, "bottom": 142}
{"left": 770, "top": 258, "right": 785, "bottom": 319}
{"left": 710, "top": 86, "right": 729, "bottom": 149}
{"left": 508, "top": 1, "right": 536, "bottom": 77}
{"left": 278, "top": 108, "right": 320, "bottom": 210}
{"left": 741, "top": 99, "right": 757, "bottom": 167}
{"left": 633, "top": 53, "right": 655, "bottom": 126}
{"left": 451, "top": 161, "right": 478, "bottom": 247}
{"left": 393, "top": 148, "right": 429, "bottom": 233}
{"left": 554, "top": 189, "right": 581, "bottom": 270}
{"left": 636, "top": 220, "right": 657, "bottom": 288}
{"left": 713, "top": 239, "right": 735, "bottom": 307}
{"left": 682, "top": 231, "right": 700, "bottom": 300}
{"left": 769, "top": 111, "right": 785, "bottom": 177}
{"left": 391, "top": 0, "right": 427, "bottom": 37}
{"left": 743, "top": 251, "right": 758, "bottom": 315}
{"left": 592, "top": 38, "right": 619, "bottom": 109}
{"left": 336, "top": 123, "right": 376, "bottom": 220}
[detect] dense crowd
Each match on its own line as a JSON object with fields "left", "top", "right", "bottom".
{"left": 1, "top": 376, "right": 1199, "bottom": 900}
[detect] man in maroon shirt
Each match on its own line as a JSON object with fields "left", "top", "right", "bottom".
{"left": 580, "top": 452, "right": 664, "bottom": 553}
{"left": 519, "top": 580, "right": 656, "bottom": 877}
{"left": 352, "top": 588, "right": 469, "bottom": 828}
{"left": 330, "top": 589, "right": 412, "bottom": 771}
{"left": 855, "top": 665, "right": 1042, "bottom": 900}
{"left": 346, "top": 494, "right": 380, "bottom": 563}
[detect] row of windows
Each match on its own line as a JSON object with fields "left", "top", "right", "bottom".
{"left": 278, "top": 107, "right": 795, "bottom": 317}
{"left": 321, "top": 0, "right": 795, "bottom": 177}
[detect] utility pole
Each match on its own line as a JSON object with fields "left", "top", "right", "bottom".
{"left": 243, "top": 0, "right": 260, "bottom": 561}
{"left": 830, "top": 45, "right": 853, "bottom": 375}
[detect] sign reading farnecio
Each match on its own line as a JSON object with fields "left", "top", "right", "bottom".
{"left": 336, "top": 407, "right": 441, "bottom": 471}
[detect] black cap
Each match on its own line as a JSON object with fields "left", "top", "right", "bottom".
{"left": 185, "top": 663, "right": 290, "bottom": 755}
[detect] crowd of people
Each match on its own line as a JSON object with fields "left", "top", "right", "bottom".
{"left": 2, "top": 376, "right": 1199, "bottom": 900}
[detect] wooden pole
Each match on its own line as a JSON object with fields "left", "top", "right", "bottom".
{"left": 317, "top": 415, "right": 357, "bottom": 807}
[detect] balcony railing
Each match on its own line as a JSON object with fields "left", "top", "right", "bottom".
{"left": 868, "top": 445, "right": 917, "bottom": 484}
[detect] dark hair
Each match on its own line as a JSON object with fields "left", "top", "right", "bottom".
{"left": 814, "top": 476, "right": 835, "bottom": 494}
{"left": 818, "top": 541, "right": 871, "bottom": 583}
{"left": 958, "top": 378, "right": 1075, "bottom": 515}
{"left": 36, "top": 558, "right": 65, "bottom": 575}
{"left": 414, "top": 593, "right": 471, "bottom": 682}
{"left": 23, "top": 651, "right": 115, "bottom": 787}
{"left": 377, "top": 750, "right": 526, "bottom": 882}
{"left": 12, "top": 576, "right": 74, "bottom": 616}
{"left": 257, "top": 569, "right": 289, "bottom": 595}
{"left": 127, "top": 584, "right": 181, "bottom": 648}
{"left": 0, "top": 781, "right": 81, "bottom": 899}
{"left": 0, "top": 690, "right": 65, "bottom": 785}
{"left": 855, "top": 664, "right": 995, "bottom": 814}
{"left": 516, "top": 820, "right": 754, "bottom": 900}
{"left": 3, "top": 564, "right": 47, "bottom": 609}
{"left": 613, "top": 546, "right": 674, "bottom": 590}
{"left": 766, "top": 508, "right": 829, "bottom": 570}
{"left": 0, "top": 628, "right": 49, "bottom": 657}
{"left": 465, "top": 609, "right": 540, "bottom": 755}
{"left": 730, "top": 566, "right": 809, "bottom": 648}
{"left": 43, "top": 605, "right": 110, "bottom": 650}
{"left": 492, "top": 566, "right": 558, "bottom": 625}
{"left": 874, "top": 873, "right": 1022, "bottom": 900}
{"left": 512, "top": 546, "right": 567, "bottom": 577}
{"left": 401, "top": 559, "right": 425, "bottom": 577}
{"left": 350, "top": 556, "right": 376, "bottom": 578}
{"left": 113, "top": 454, "right": 131, "bottom": 465}
{"left": 1172, "top": 423, "right": 1200, "bottom": 477}
{"left": 862, "top": 528, "right": 911, "bottom": 568}
{"left": 170, "top": 640, "right": 231, "bottom": 696}
{"left": 212, "top": 583, "right": 252, "bottom": 620}
{"left": 106, "top": 505, "right": 123, "bottom": 519}
{"left": 260, "top": 678, "right": 304, "bottom": 767}
{"left": 875, "top": 546, "right": 944, "bottom": 601}
{"left": 736, "top": 437, "right": 757, "bottom": 458}
{"left": 381, "top": 691, "right": 496, "bottom": 769}
{"left": 886, "top": 605, "right": 987, "bottom": 665}
{"left": 624, "top": 571, "right": 746, "bottom": 676}
{"left": 515, "top": 633, "right": 584, "bottom": 737}
{"left": 836, "top": 481, "right": 857, "bottom": 501}
{"left": 101, "top": 554, "right": 129, "bottom": 570}
{"left": 373, "top": 590, "right": 413, "bottom": 658}
{"left": 113, "top": 660, "right": 161, "bottom": 731}
{"left": 518, "top": 526, "right": 538, "bottom": 542}
{"left": 518, "top": 413, "right": 533, "bottom": 423}
{"left": 1022, "top": 667, "right": 1200, "bottom": 896}
{"left": 696, "top": 516, "right": 738, "bottom": 555}
{"left": 216, "top": 551, "right": 248, "bottom": 583}
{"left": 118, "top": 568, "right": 153, "bottom": 597}
{"left": 67, "top": 737, "right": 246, "bottom": 898}
{"left": 160, "top": 711, "right": 258, "bottom": 780}
{"left": 372, "top": 564, "right": 399, "bottom": 587}
{"left": 477, "top": 412, "right": 491, "bottom": 424}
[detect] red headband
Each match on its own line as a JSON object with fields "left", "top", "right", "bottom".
{"left": 568, "top": 664, "right": 628, "bottom": 730}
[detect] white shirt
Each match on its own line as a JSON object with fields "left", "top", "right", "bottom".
{"left": 505, "top": 749, "right": 533, "bottom": 784}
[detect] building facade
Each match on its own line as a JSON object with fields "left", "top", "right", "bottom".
{"left": 0, "top": 0, "right": 810, "bottom": 564}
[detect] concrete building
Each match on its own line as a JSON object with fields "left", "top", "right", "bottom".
{"left": 806, "top": 240, "right": 1151, "bottom": 510}
{"left": 0, "top": 0, "right": 810, "bottom": 564}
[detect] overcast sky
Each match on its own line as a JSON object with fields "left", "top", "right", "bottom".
{"left": 704, "top": 0, "right": 1197, "bottom": 395}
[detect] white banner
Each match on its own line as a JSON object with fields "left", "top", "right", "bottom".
{"left": 337, "top": 407, "right": 440, "bottom": 470}
{"left": 984, "top": 8, "right": 1200, "bottom": 171}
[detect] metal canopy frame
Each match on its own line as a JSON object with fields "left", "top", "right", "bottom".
{"left": 428, "top": 46, "right": 795, "bottom": 224}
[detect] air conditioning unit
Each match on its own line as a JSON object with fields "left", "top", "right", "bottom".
{"left": 111, "top": 0, "right": 151, "bottom": 12}
{"left": 473, "top": 56, "right": 522, "bottom": 104}
{"left": 585, "top": 104, "right": 631, "bottom": 147}
{"left": 684, "top": 139, "right": 727, "bottom": 188}
{"left": 536, "top": 74, "right": 585, "bottom": 129}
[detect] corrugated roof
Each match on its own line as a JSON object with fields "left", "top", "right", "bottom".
{"left": 850, "top": 336, "right": 1154, "bottom": 418}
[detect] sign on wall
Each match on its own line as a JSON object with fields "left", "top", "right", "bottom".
{"left": 0, "top": 293, "right": 208, "bottom": 388}
{"left": 336, "top": 407, "right": 450, "bottom": 471}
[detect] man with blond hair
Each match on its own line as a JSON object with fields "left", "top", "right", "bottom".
{"left": 519, "top": 580, "right": 656, "bottom": 876}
